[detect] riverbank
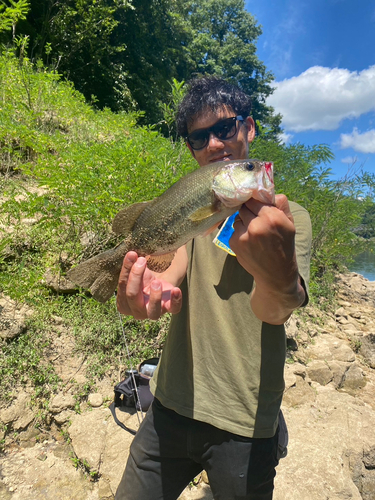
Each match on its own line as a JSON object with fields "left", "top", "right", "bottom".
{"left": 1, "top": 271, "right": 375, "bottom": 499}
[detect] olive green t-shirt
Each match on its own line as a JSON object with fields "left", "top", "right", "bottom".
{"left": 150, "top": 201, "right": 311, "bottom": 438}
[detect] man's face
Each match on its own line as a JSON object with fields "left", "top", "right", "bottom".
{"left": 186, "top": 106, "right": 255, "bottom": 167}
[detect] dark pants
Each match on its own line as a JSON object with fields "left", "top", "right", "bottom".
{"left": 115, "top": 399, "right": 280, "bottom": 500}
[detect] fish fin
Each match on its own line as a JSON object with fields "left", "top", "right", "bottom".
{"left": 66, "top": 241, "right": 128, "bottom": 302}
{"left": 189, "top": 204, "right": 220, "bottom": 222}
{"left": 146, "top": 253, "right": 176, "bottom": 273}
{"left": 112, "top": 200, "right": 155, "bottom": 235}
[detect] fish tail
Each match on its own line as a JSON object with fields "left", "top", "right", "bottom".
{"left": 67, "top": 241, "right": 128, "bottom": 303}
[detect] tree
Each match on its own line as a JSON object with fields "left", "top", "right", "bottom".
{"left": 174, "top": 0, "right": 281, "bottom": 135}
{"left": 9, "top": 0, "right": 281, "bottom": 133}
{"left": 12, "top": 0, "right": 135, "bottom": 109}
{"left": 0, "top": 0, "right": 30, "bottom": 40}
{"left": 110, "top": 0, "right": 189, "bottom": 120}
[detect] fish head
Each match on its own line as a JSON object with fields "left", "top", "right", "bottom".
{"left": 212, "top": 159, "right": 275, "bottom": 207}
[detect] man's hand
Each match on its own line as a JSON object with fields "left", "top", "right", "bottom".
{"left": 117, "top": 251, "right": 183, "bottom": 320}
{"left": 230, "top": 194, "right": 306, "bottom": 324}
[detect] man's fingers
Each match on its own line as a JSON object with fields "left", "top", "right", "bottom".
{"left": 146, "top": 280, "right": 163, "bottom": 320}
{"left": 168, "top": 288, "right": 183, "bottom": 315}
{"left": 117, "top": 252, "right": 139, "bottom": 314}
{"left": 117, "top": 252, "right": 183, "bottom": 320}
{"left": 118, "top": 252, "right": 138, "bottom": 290}
{"left": 125, "top": 257, "right": 148, "bottom": 318}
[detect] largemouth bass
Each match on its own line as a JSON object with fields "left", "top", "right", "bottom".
{"left": 67, "top": 159, "right": 274, "bottom": 302}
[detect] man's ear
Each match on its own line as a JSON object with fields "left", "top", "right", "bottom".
{"left": 186, "top": 141, "right": 196, "bottom": 158}
{"left": 245, "top": 116, "right": 256, "bottom": 143}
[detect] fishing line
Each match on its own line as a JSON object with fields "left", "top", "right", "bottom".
{"left": 115, "top": 293, "right": 144, "bottom": 424}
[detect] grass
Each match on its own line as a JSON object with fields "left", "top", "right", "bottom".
{"left": 0, "top": 48, "right": 194, "bottom": 407}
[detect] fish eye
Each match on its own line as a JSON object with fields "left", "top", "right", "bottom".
{"left": 245, "top": 162, "right": 254, "bottom": 171}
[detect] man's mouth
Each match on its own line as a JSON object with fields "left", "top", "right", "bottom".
{"left": 210, "top": 155, "right": 232, "bottom": 163}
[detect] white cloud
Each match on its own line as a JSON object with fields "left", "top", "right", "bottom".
{"left": 341, "top": 156, "right": 358, "bottom": 164}
{"left": 268, "top": 65, "right": 375, "bottom": 132}
{"left": 340, "top": 128, "right": 375, "bottom": 154}
{"left": 278, "top": 132, "right": 293, "bottom": 145}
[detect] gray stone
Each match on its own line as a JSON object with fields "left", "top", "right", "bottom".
{"left": 283, "top": 377, "right": 316, "bottom": 408}
{"left": 88, "top": 393, "right": 103, "bottom": 408}
{"left": 69, "top": 409, "right": 108, "bottom": 473}
{"left": 54, "top": 409, "right": 74, "bottom": 425}
{"left": 50, "top": 393, "right": 76, "bottom": 413}
{"left": 341, "top": 363, "right": 366, "bottom": 392}
{"left": 360, "top": 334, "right": 375, "bottom": 369}
{"left": 0, "top": 393, "right": 34, "bottom": 431}
{"left": 326, "top": 360, "right": 351, "bottom": 389}
{"left": 274, "top": 386, "right": 375, "bottom": 500}
{"left": 305, "top": 334, "right": 356, "bottom": 363}
{"left": 0, "top": 318, "right": 27, "bottom": 340}
{"left": 306, "top": 360, "right": 333, "bottom": 386}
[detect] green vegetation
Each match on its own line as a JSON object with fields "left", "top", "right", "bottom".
{"left": 249, "top": 132, "right": 374, "bottom": 298}
{"left": 1, "top": 0, "right": 281, "bottom": 133}
{"left": 0, "top": 28, "right": 373, "bottom": 411}
{"left": 0, "top": 47, "right": 193, "bottom": 405}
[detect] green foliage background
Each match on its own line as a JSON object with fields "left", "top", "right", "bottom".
{"left": 1, "top": 0, "right": 281, "bottom": 133}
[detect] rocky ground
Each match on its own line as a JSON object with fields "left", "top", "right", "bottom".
{"left": 1, "top": 272, "right": 375, "bottom": 499}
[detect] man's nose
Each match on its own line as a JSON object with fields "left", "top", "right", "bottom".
{"left": 208, "top": 132, "right": 224, "bottom": 148}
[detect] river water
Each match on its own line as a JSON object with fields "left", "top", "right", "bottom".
{"left": 349, "top": 250, "right": 375, "bottom": 282}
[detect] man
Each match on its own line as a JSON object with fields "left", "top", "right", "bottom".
{"left": 115, "top": 77, "right": 311, "bottom": 500}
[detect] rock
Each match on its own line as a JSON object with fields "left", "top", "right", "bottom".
{"left": 360, "top": 334, "right": 375, "bottom": 368}
{"left": 291, "top": 363, "right": 307, "bottom": 378}
{"left": 335, "top": 307, "right": 347, "bottom": 317}
{"left": 306, "top": 360, "right": 333, "bottom": 386}
{"left": 341, "top": 362, "right": 366, "bottom": 392}
{"left": 305, "top": 334, "right": 356, "bottom": 363}
{"left": 54, "top": 410, "right": 75, "bottom": 425}
{"left": 350, "top": 447, "right": 375, "bottom": 500}
{"left": 283, "top": 376, "right": 316, "bottom": 408}
{"left": 0, "top": 294, "right": 33, "bottom": 340}
{"left": 1, "top": 270, "right": 374, "bottom": 500}
{"left": 274, "top": 385, "right": 375, "bottom": 500}
{"left": 88, "top": 393, "right": 103, "bottom": 408}
{"left": 285, "top": 316, "right": 299, "bottom": 338}
{"left": 98, "top": 478, "right": 114, "bottom": 499}
{"left": 0, "top": 393, "right": 34, "bottom": 431}
{"left": 0, "top": 318, "right": 27, "bottom": 340}
{"left": 326, "top": 360, "right": 351, "bottom": 389}
{"left": 284, "top": 365, "right": 297, "bottom": 390}
{"left": 69, "top": 409, "right": 109, "bottom": 474}
{"left": 50, "top": 393, "right": 76, "bottom": 413}
{"left": 99, "top": 410, "right": 140, "bottom": 492}
{"left": 337, "top": 300, "right": 352, "bottom": 307}
{"left": 0, "top": 441, "right": 99, "bottom": 499}
{"left": 337, "top": 316, "right": 350, "bottom": 325}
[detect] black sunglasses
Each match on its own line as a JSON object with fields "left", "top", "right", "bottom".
{"left": 186, "top": 115, "right": 244, "bottom": 151}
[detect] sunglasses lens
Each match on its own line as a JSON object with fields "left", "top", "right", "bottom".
{"left": 187, "top": 116, "right": 242, "bottom": 150}
{"left": 214, "top": 118, "right": 237, "bottom": 140}
{"left": 188, "top": 130, "right": 208, "bottom": 150}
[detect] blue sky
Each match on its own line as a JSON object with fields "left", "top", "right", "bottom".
{"left": 245, "top": 0, "right": 375, "bottom": 179}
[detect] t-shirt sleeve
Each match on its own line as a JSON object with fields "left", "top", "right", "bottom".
{"left": 289, "top": 201, "right": 312, "bottom": 306}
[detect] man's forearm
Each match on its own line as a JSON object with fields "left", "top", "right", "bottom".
{"left": 250, "top": 275, "right": 306, "bottom": 325}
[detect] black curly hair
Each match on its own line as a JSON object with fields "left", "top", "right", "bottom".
{"left": 176, "top": 76, "right": 252, "bottom": 138}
